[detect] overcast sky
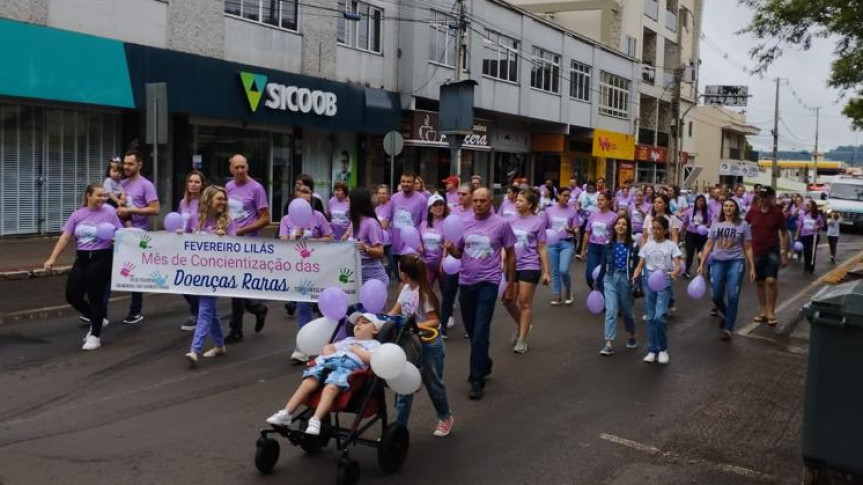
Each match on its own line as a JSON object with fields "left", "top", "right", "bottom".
{"left": 698, "top": 1, "right": 860, "bottom": 154}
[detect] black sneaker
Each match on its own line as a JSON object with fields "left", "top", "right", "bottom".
{"left": 255, "top": 305, "right": 268, "bottom": 334}
{"left": 123, "top": 313, "right": 144, "bottom": 324}
{"left": 285, "top": 302, "right": 296, "bottom": 317}
{"left": 709, "top": 308, "right": 719, "bottom": 317}
{"left": 224, "top": 331, "right": 244, "bottom": 344}
{"left": 468, "top": 381, "right": 484, "bottom": 400}
{"left": 180, "top": 318, "right": 197, "bottom": 331}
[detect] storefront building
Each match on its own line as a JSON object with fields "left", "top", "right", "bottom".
{"left": 591, "top": 129, "right": 636, "bottom": 188}
{"left": 634, "top": 144, "right": 669, "bottom": 185}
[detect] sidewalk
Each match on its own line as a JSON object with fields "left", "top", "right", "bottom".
{"left": 0, "top": 235, "right": 74, "bottom": 278}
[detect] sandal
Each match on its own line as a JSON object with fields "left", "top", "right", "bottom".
{"left": 766, "top": 318, "right": 779, "bottom": 327}
{"left": 752, "top": 316, "right": 768, "bottom": 323}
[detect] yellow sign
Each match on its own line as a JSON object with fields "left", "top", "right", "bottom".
{"left": 592, "top": 129, "right": 635, "bottom": 160}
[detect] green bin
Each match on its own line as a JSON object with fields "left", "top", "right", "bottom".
{"left": 801, "top": 280, "right": 863, "bottom": 478}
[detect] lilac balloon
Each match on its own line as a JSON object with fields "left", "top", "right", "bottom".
{"left": 687, "top": 275, "right": 707, "bottom": 299}
{"left": 648, "top": 271, "right": 669, "bottom": 292}
{"left": 318, "top": 287, "right": 348, "bottom": 321}
{"left": 442, "top": 255, "right": 461, "bottom": 275}
{"left": 586, "top": 290, "right": 605, "bottom": 315}
{"left": 400, "top": 226, "right": 421, "bottom": 251}
{"left": 164, "top": 212, "right": 184, "bottom": 232}
{"left": 545, "top": 229, "right": 561, "bottom": 245}
{"left": 360, "top": 279, "right": 387, "bottom": 313}
{"left": 96, "top": 222, "right": 117, "bottom": 241}
{"left": 793, "top": 241, "right": 804, "bottom": 253}
{"left": 288, "top": 198, "right": 313, "bottom": 228}
{"left": 442, "top": 215, "right": 464, "bottom": 242}
{"left": 697, "top": 225, "right": 709, "bottom": 236}
{"left": 592, "top": 265, "right": 601, "bottom": 282}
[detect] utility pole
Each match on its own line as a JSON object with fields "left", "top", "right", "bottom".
{"left": 449, "top": 0, "right": 468, "bottom": 177}
{"left": 771, "top": 77, "right": 781, "bottom": 190}
{"left": 670, "top": 65, "right": 683, "bottom": 186}
{"left": 812, "top": 106, "right": 820, "bottom": 184}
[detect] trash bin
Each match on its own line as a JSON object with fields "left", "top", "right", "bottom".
{"left": 801, "top": 280, "right": 863, "bottom": 482}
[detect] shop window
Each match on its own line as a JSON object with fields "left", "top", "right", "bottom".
{"left": 338, "top": 0, "right": 383, "bottom": 53}
{"left": 482, "top": 30, "right": 519, "bottom": 83}
{"left": 429, "top": 11, "right": 457, "bottom": 67}
{"left": 569, "top": 61, "right": 591, "bottom": 102}
{"left": 530, "top": 47, "right": 560, "bottom": 94}
{"left": 225, "top": 0, "right": 298, "bottom": 32}
{"left": 598, "top": 71, "right": 631, "bottom": 119}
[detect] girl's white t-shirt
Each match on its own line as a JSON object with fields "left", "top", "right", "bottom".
{"left": 642, "top": 213, "right": 681, "bottom": 243}
{"left": 826, "top": 219, "right": 840, "bottom": 237}
{"left": 397, "top": 285, "right": 436, "bottom": 326}
{"left": 638, "top": 239, "right": 682, "bottom": 272}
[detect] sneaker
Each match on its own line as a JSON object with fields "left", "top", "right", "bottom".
{"left": 285, "top": 302, "right": 296, "bottom": 317}
{"left": 305, "top": 417, "right": 321, "bottom": 435}
{"left": 122, "top": 313, "right": 144, "bottom": 325}
{"left": 626, "top": 338, "right": 638, "bottom": 349}
{"left": 657, "top": 351, "right": 669, "bottom": 364}
{"left": 462, "top": 332, "right": 470, "bottom": 339}
{"left": 574, "top": 254, "right": 584, "bottom": 261}
{"left": 468, "top": 381, "right": 484, "bottom": 400}
{"left": 599, "top": 345, "right": 614, "bottom": 356}
{"left": 180, "top": 317, "right": 197, "bottom": 332}
{"left": 203, "top": 346, "right": 227, "bottom": 358}
{"left": 513, "top": 339, "right": 528, "bottom": 354}
{"left": 102, "top": 318, "right": 110, "bottom": 328}
{"left": 224, "top": 331, "right": 244, "bottom": 344}
{"left": 669, "top": 306, "right": 677, "bottom": 313}
{"left": 564, "top": 290, "right": 574, "bottom": 305}
{"left": 447, "top": 317, "right": 455, "bottom": 329}
{"left": 433, "top": 416, "right": 454, "bottom": 437}
{"left": 510, "top": 330, "right": 518, "bottom": 346}
{"left": 642, "top": 314, "right": 648, "bottom": 321}
{"left": 643, "top": 352, "right": 657, "bottom": 363}
{"left": 82, "top": 330, "right": 92, "bottom": 342}
{"left": 831, "top": 256, "right": 836, "bottom": 264}
{"left": 550, "top": 298, "right": 563, "bottom": 306}
{"left": 81, "top": 335, "right": 101, "bottom": 351}
{"left": 710, "top": 307, "right": 719, "bottom": 317}
{"left": 290, "top": 350, "right": 310, "bottom": 364}
{"left": 254, "top": 305, "right": 268, "bottom": 333}
{"left": 720, "top": 330, "right": 732, "bottom": 341}
{"left": 266, "top": 409, "right": 293, "bottom": 427}
{"left": 185, "top": 352, "right": 199, "bottom": 367}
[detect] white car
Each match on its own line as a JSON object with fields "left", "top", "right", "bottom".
{"left": 823, "top": 177, "right": 863, "bottom": 229}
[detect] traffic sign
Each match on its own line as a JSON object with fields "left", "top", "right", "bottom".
{"left": 383, "top": 131, "right": 404, "bottom": 157}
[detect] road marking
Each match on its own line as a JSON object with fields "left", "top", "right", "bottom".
{"left": 599, "top": 433, "right": 775, "bottom": 481}
{"left": 737, "top": 278, "right": 822, "bottom": 336}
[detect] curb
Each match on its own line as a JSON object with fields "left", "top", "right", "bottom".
{"left": 818, "top": 247, "right": 863, "bottom": 285}
{"left": 0, "top": 266, "right": 72, "bottom": 281}
{"left": 0, "top": 293, "right": 177, "bottom": 327}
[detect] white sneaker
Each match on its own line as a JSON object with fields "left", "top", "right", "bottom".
{"left": 447, "top": 317, "right": 455, "bottom": 329}
{"left": 203, "top": 346, "right": 227, "bottom": 358}
{"left": 102, "top": 318, "right": 110, "bottom": 328}
{"left": 81, "top": 335, "right": 101, "bottom": 351}
{"left": 657, "top": 351, "right": 669, "bottom": 364}
{"left": 266, "top": 409, "right": 293, "bottom": 426}
{"left": 513, "top": 339, "right": 528, "bottom": 354}
{"left": 185, "top": 352, "right": 199, "bottom": 367}
{"left": 642, "top": 315, "right": 648, "bottom": 321}
{"left": 291, "top": 350, "right": 310, "bottom": 363}
{"left": 564, "top": 290, "right": 574, "bottom": 305}
{"left": 305, "top": 417, "right": 321, "bottom": 435}
{"left": 643, "top": 352, "right": 657, "bottom": 363}
{"left": 180, "top": 318, "right": 197, "bottom": 331}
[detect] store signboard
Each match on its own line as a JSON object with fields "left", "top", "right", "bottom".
{"left": 592, "top": 129, "right": 635, "bottom": 160}
{"left": 719, "top": 160, "right": 760, "bottom": 177}
{"left": 402, "top": 111, "right": 491, "bottom": 150}
{"left": 635, "top": 144, "right": 668, "bottom": 163}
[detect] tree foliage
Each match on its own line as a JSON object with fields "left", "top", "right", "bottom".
{"left": 740, "top": 0, "right": 863, "bottom": 129}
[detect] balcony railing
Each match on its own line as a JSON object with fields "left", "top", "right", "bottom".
{"left": 644, "top": 0, "right": 659, "bottom": 20}
{"left": 665, "top": 10, "right": 678, "bottom": 32}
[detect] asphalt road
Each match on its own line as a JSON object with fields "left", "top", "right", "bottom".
{"left": 1, "top": 234, "right": 861, "bottom": 485}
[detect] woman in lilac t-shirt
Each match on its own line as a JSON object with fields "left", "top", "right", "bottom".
{"left": 420, "top": 194, "right": 448, "bottom": 291}
{"left": 178, "top": 170, "right": 205, "bottom": 331}
{"left": 505, "top": 189, "right": 549, "bottom": 353}
{"left": 44, "top": 184, "right": 123, "bottom": 351}
{"left": 580, "top": 191, "right": 618, "bottom": 290}
{"left": 681, "top": 195, "right": 711, "bottom": 278}
{"left": 545, "top": 187, "right": 580, "bottom": 305}
{"left": 796, "top": 199, "right": 824, "bottom": 274}
{"left": 348, "top": 187, "right": 389, "bottom": 286}
{"left": 328, "top": 181, "right": 351, "bottom": 241}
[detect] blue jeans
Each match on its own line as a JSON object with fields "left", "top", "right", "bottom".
{"left": 191, "top": 296, "right": 224, "bottom": 353}
{"left": 458, "top": 281, "right": 498, "bottom": 383}
{"left": 643, "top": 269, "right": 672, "bottom": 353}
{"left": 585, "top": 243, "right": 604, "bottom": 290}
{"left": 395, "top": 337, "right": 451, "bottom": 424}
{"left": 440, "top": 273, "right": 459, "bottom": 335}
{"left": 710, "top": 259, "right": 745, "bottom": 331}
{"left": 603, "top": 270, "right": 635, "bottom": 342}
{"left": 547, "top": 239, "right": 575, "bottom": 296}
{"left": 383, "top": 245, "right": 398, "bottom": 281}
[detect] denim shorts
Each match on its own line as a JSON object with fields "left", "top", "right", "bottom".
{"left": 754, "top": 248, "right": 781, "bottom": 281}
{"left": 303, "top": 354, "right": 364, "bottom": 390}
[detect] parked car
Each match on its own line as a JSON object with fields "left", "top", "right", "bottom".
{"left": 824, "top": 176, "right": 863, "bottom": 230}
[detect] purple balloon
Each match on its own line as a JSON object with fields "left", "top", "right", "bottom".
{"left": 586, "top": 290, "right": 605, "bottom": 315}
{"left": 360, "top": 279, "right": 387, "bottom": 313}
{"left": 648, "top": 271, "right": 669, "bottom": 292}
{"left": 687, "top": 275, "right": 707, "bottom": 299}
{"left": 442, "top": 214, "right": 464, "bottom": 243}
{"left": 592, "top": 265, "right": 601, "bottom": 282}
{"left": 442, "top": 255, "right": 461, "bottom": 275}
{"left": 793, "top": 241, "right": 804, "bottom": 253}
{"left": 288, "top": 198, "right": 313, "bottom": 228}
{"left": 318, "top": 287, "right": 348, "bottom": 321}
{"left": 164, "top": 212, "right": 184, "bottom": 232}
{"left": 546, "top": 229, "right": 561, "bottom": 245}
{"left": 400, "top": 226, "right": 421, "bottom": 251}
{"left": 697, "top": 225, "right": 709, "bottom": 236}
{"left": 96, "top": 222, "right": 117, "bottom": 241}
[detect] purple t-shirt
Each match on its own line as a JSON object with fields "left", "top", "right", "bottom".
{"left": 684, "top": 208, "right": 710, "bottom": 234}
{"left": 62, "top": 205, "right": 123, "bottom": 251}
{"left": 457, "top": 213, "right": 516, "bottom": 285}
{"left": 586, "top": 210, "right": 618, "bottom": 245}
{"left": 708, "top": 220, "right": 752, "bottom": 261}
{"left": 189, "top": 215, "right": 238, "bottom": 236}
{"left": 497, "top": 198, "right": 517, "bottom": 218}
{"left": 419, "top": 219, "right": 445, "bottom": 266}
{"left": 328, "top": 197, "right": 351, "bottom": 240}
{"left": 544, "top": 204, "right": 580, "bottom": 241}
{"left": 388, "top": 191, "right": 427, "bottom": 255}
{"left": 510, "top": 214, "right": 547, "bottom": 271}
{"left": 279, "top": 211, "right": 332, "bottom": 239}
{"left": 375, "top": 202, "right": 392, "bottom": 245}
{"left": 615, "top": 193, "right": 632, "bottom": 211}
{"left": 451, "top": 205, "right": 473, "bottom": 221}
{"left": 120, "top": 175, "right": 158, "bottom": 230}
{"left": 707, "top": 198, "right": 723, "bottom": 222}
{"left": 355, "top": 216, "right": 385, "bottom": 274}
{"left": 179, "top": 197, "right": 199, "bottom": 233}
{"left": 629, "top": 201, "right": 648, "bottom": 233}
{"left": 226, "top": 178, "right": 269, "bottom": 237}
{"left": 798, "top": 213, "right": 824, "bottom": 237}
{"left": 445, "top": 190, "right": 459, "bottom": 209}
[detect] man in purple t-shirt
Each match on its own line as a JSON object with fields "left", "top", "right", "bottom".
{"left": 117, "top": 150, "right": 160, "bottom": 325}
{"left": 447, "top": 188, "right": 516, "bottom": 400}
{"left": 385, "top": 173, "right": 427, "bottom": 258}
{"left": 225, "top": 154, "right": 270, "bottom": 343}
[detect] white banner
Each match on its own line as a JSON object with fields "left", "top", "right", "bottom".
{"left": 110, "top": 229, "right": 361, "bottom": 303}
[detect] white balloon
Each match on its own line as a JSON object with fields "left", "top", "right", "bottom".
{"left": 370, "top": 343, "right": 407, "bottom": 379}
{"left": 296, "top": 317, "right": 338, "bottom": 356}
{"left": 387, "top": 362, "right": 422, "bottom": 394}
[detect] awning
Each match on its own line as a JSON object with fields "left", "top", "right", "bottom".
{"left": 364, "top": 88, "right": 402, "bottom": 134}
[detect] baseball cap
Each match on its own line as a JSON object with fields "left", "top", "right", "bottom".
{"left": 442, "top": 175, "right": 460, "bottom": 186}
{"left": 348, "top": 312, "right": 386, "bottom": 330}
{"left": 427, "top": 193, "right": 445, "bottom": 208}
{"left": 759, "top": 186, "right": 776, "bottom": 197}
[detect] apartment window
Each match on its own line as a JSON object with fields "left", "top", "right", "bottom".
{"left": 482, "top": 31, "right": 519, "bottom": 83}
{"left": 569, "top": 61, "right": 591, "bottom": 102}
{"left": 530, "top": 47, "right": 560, "bottom": 94}
{"left": 625, "top": 35, "right": 637, "bottom": 57}
{"left": 225, "top": 0, "right": 298, "bottom": 31}
{"left": 337, "top": 0, "right": 383, "bottom": 53}
{"left": 599, "top": 71, "right": 631, "bottom": 118}
{"left": 429, "top": 11, "right": 457, "bottom": 67}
